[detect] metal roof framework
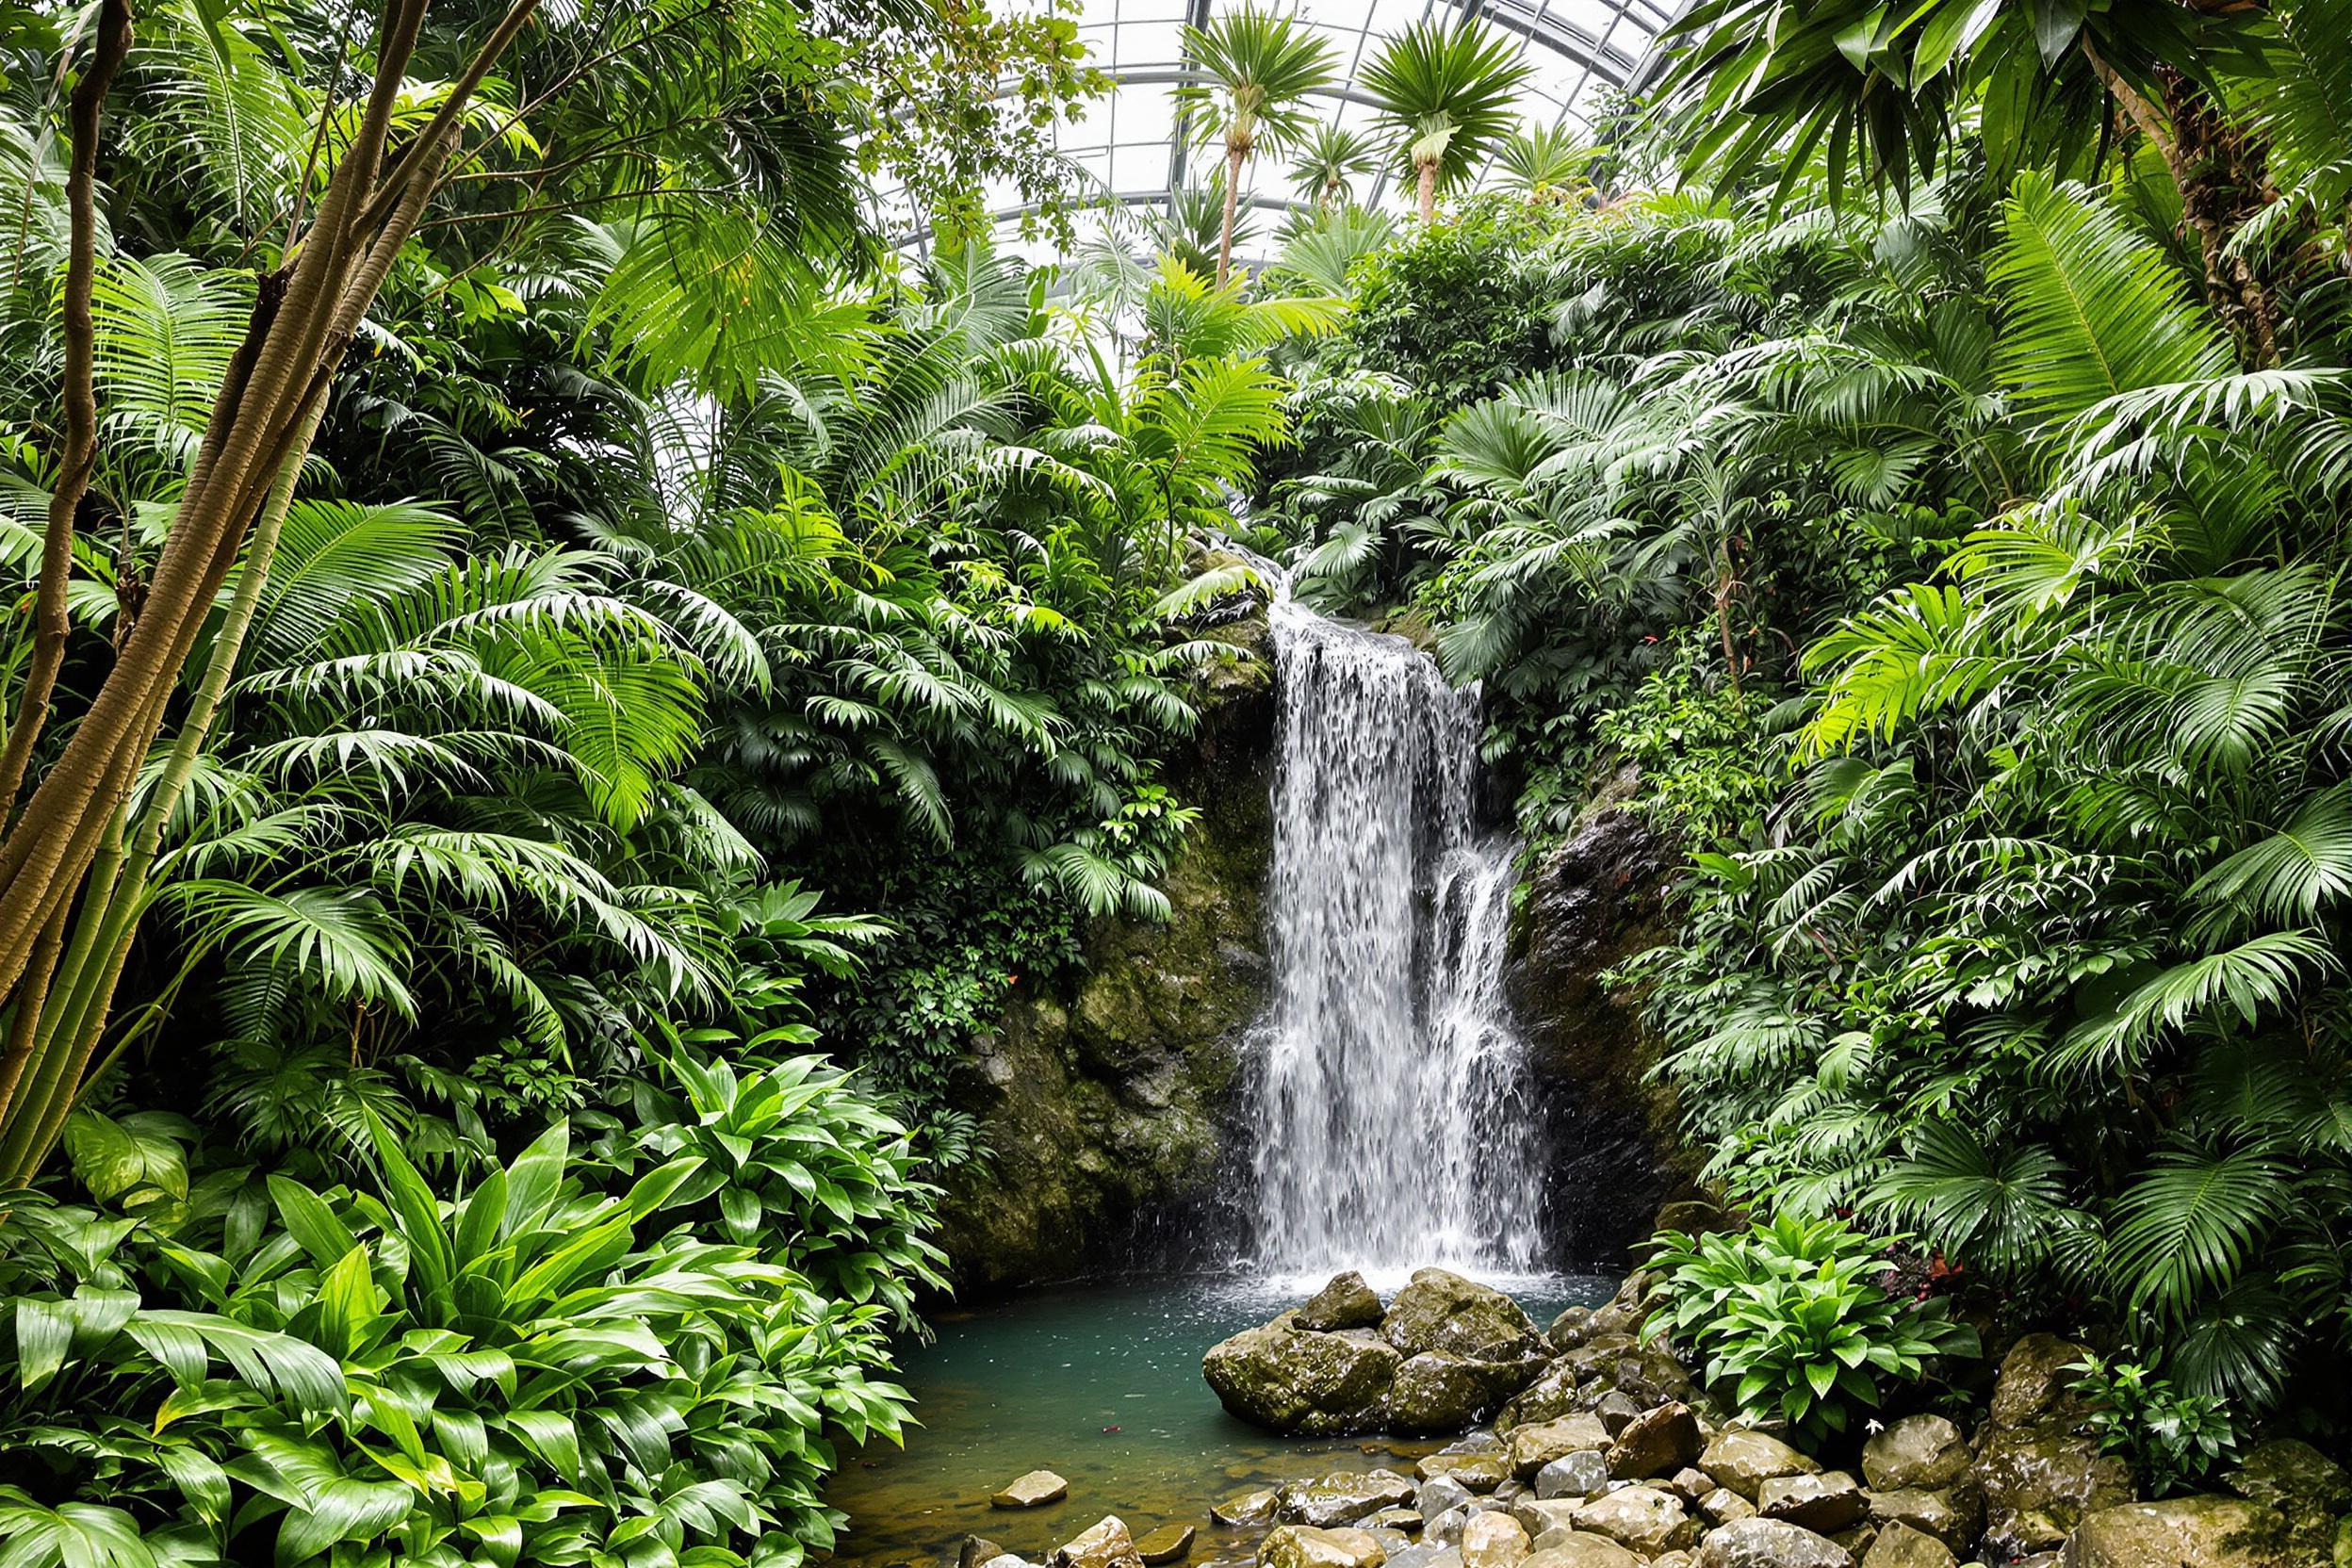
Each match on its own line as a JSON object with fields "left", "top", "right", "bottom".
{"left": 880, "top": 0, "right": 1684, "bottom": 268}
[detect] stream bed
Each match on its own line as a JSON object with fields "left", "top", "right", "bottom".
{"left": 825, "top": 1270, "right": 1614, "bottom": 1568}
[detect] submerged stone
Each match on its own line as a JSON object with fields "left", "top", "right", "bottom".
{"left": 1135, "top": 1526, "right": 1197, "bottom": 1566}
{"left": 995, "top": 1471, "right": 1070, "bottom": 1509}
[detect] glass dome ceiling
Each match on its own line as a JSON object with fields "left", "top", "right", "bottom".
{"left": 886, "top": 0, "right": 1686, "bottom": 270}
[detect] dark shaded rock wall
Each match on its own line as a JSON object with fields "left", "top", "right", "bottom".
{"left": 1509, "top": 769, "right": 1697, "bottom": 1267}
{"left": 934, "top": 613, "right": 1275, "bottom": 1292}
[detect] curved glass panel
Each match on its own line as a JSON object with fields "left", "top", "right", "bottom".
{"left": 880, "top": 0, "right": 1687, "bottom": 269}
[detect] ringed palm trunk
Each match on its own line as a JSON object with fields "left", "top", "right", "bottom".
{"left": 1217, "top": 138, "right": 1248, "bottom": 286}
{"left": 1415, "top": 156, "right": 1439, "bottom": 221}
{"left": 2078, "top": 38, "right": 2281, "bottom": 367}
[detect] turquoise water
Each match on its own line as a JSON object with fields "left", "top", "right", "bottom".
{"left": 825, "top": 1271, "right": 1614, "bottom": 1568}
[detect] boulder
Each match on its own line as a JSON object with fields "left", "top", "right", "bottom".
{"left": 1496, "top": 1361, "right": 1587, "bottom": 1430}
{"left": 1506, "top": 1415, "right": 1613, "bottom": 1479}
{"left": 960, "top": 1538, "right": 1007, "bottom": 1568}
{"left": 1384, "top": 1270, "right": 1546, "bottom": 1362}
{"left": 1861, "top": 1417, "right": 1970, "bottom": 1493}
{"left": 1389, "top": 1352, "right": 1541, "bottom": 1434}
{"left": 2226, "top": 1437, "right": 2352, "bottom": 1556}
{"left": 1425, "top": 1508, "right": 1472, "bottom": 1546}
{"left": 2227, "top": 1438, "right": 2352, "bottom": 1515}
{"left": 1857, "top": 1524, "right": 1953, "bottom": 1568}
{"left": 1418, "top": 1478, "right": 1476, "bottom": 1521}
{"left": 1609, "top": 1401, "right": 1704, "bottom": 1479}
{"left": 1546, "top": 1308, "right": 1594, "bottom": 1353}
{"left": 1385, "top": 1550, "right": 1461, "bottom": 1568}
{"left": 1055, "top": 1518, "right": 1144, "bottom": 1568}
{"left": 1759, "top": 1473, "right": 1868, "bottom": 1534}
{"left": 1571, "top": 1486, "right": 1698, "bottom": 1556}
{"left": 1418, "top": 1454, "right": 1511, "bottom": 1492}
{"left": 1215, "top": 1489, "right": 1281, "bottom": 1526}
{"left": 2059, "top": 1497, "right": 2302, "bottom": 1568}
{"left": 1205, "top": 1316, "right": 1402, "bottom": 1435}
{"left": 996, "top": 1471, "right": 1070, "bottom": 1509}
{"left": 1261, "top": 1527, "right": 1389, "bottom": 1568}
{"left": 1508, "top": 1500, "right": 1582, "bottom": 1540}
{"left": 1518, "top": 1538, "right": 1642, "bottom": 1568}
{"left": 1534, "top": 1452, "right": 1609, "bottom": 1501}
{"left": 1988, "top": 1334, "right": 2093, "bottom": 1428}
{"left": 1667, "top": 1468, "right": 1713, "bottom": 1505}
{"left": 1695, "top": 1518, "right": 1855, "bottom": 1568}
{"left": 1302, "top": 1273, "right": 1387, "bottom": 1333}
{"left": 1593, "top": 1393, "right": 1644, "bottom": 1436}
{"left": 1282, "top": 1473, "right": 1419, "bottom": 1528}
{"left": 1702, "top": 1431, "right": 1823, "bottom": 1500}
{"left": 1864, "top": 1488, "right": 1978, "bottom": 1553}
{"left": 1362, "top": 1509, "right": 1422, "bottom": 1533}
{"left": 1460, "top": 1512, "right": 1530, "bottom": 1568}
{"left": 1135, "top": 1527, "right": 1195, "bottom": 1566}
{"left": 1442, "top": 1432, "right": 1506, "bottom": 1455}
{"left": 1972, "top": 1418, "right": 2130, "bottom": 1552}
{"left": 977, "top": 1556, "right": 1028, "bottom": 1568}
{"left": 1701, "top": 1488, "right": 1757, "bottom": 1527}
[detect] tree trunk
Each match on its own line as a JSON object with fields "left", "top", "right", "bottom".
{"left": 0, "top": 0, "right": 133, "bottom": 824}
{"left": 1416, "top": 157, "right": 1438, "bottom": 222}
{"left": 1217, "top": 140, "right": 1246, "bottom": 286}
{"left": 0, "top": 0, "right": 539, "bottom": 1176}
{"left": 2158, "top": 69, "right": 2283, "bottom": 368}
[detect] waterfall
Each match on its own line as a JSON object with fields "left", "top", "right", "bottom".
{"left": 1246, "top": 596, "right": 1544, "bottom": 1278}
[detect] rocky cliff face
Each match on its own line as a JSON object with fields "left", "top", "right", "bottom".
{"left": 934, "top": 612, "right": 1276, "bottom": 1292}
{"left": 1508, "top": 770, "right": 1696, "bottom": 1266}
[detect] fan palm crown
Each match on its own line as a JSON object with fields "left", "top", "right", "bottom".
{"left": 1494, "top": 121, "right": 1599, "bottom": 202}
{"left": 1363, "top": 18, "right": 1532, "bottom": 221}
{"left": 1172, "top": 5, "right": 1339, "bottom": 284}
{"left": 1288, "top": 123, "right": 1386, "bottom": 210}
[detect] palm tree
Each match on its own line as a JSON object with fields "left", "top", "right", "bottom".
{"left": 1363, "top": 18, "right": 1532, "bottom": 222}
{"left": 1493, "top": 121, "right": 1599, "bottom": 203}
{"left": 1655, "top": 0, "right": 2283, "bottom": 360}
{"left": 1171, "top": 5, "right": 1338, "bottom": 285}
{"left": 1288, "top": 123, "right": 1386, "bottom": 210}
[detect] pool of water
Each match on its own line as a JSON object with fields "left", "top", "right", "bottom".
{"left": 824, "top": 1269, "right": 1615, "bottom": 1568}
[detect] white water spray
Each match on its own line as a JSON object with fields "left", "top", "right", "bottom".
{"left": 1246, "top": 596, "right": 1544, "bottom": 1278}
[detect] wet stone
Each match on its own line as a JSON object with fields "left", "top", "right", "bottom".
{"left": 996, "top": 1471, "right": 1071, "bottom": 1509}
{"left": 1135, "top": 1526, "right": 1197, "bottom": 1566}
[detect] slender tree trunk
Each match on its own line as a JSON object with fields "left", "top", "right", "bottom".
{"left": 1416, "top": 157, "right": 1438, "bottom": 222}
{"left": 0, "top": 0, "right": 133, "bottom": 825}
{"left": 1217, "top": 139, "right": 1246, "bottom": 286}
{"left": 0, "top": 0, "right": 538, "bottom": 1175}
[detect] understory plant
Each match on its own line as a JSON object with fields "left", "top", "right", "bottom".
{"left": 0, "top": 1073, "right": 927, "bottom": 1567}
{"left": 2071, "top": 1353, "right": 2240, "bottom": 1498}
{"left": 1647, "top": 1214, "right": 1980, "bottom": 1446}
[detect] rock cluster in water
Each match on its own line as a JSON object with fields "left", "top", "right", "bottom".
{"left": 1201, "top": 1269, "right": 1554, "bottom": 1436}
{"left": 1154, "top": 1269, "right": 2352, "bottom": 1568}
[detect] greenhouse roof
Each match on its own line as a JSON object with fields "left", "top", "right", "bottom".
{"left": 884, "top": 0, "right": 1687, "bottom": 268}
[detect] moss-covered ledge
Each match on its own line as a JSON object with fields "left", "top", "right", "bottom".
{"left": 934, "top": 609, "right": 1276, "bottom": 1292}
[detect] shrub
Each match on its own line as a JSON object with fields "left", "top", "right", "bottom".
{"left": 0, "top": 1089, "right": 923, "bottom": 1566}
{"left": 2071, "top": 1353, "right": 2239, "bottom": 1497}
{"left": 1647, "top": 1213, "right": 1980, "bottom": 1445}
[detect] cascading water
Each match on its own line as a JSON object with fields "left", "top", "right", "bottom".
{"left": 1246, "top": 595, "right": 1544, "bottom": 1278}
